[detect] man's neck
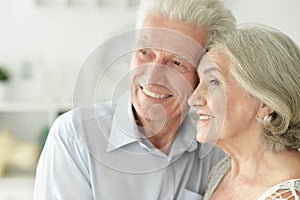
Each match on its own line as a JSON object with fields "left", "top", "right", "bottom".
{"left": 134, "top": 110, "right": 184, "bottom": 155}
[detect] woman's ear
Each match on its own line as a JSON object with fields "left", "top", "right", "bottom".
{"left": 256, "top": 103, "right": 274, "bottom": 119}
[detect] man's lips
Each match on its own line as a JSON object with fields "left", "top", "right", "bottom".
{"left": 141, "top": 86, "right": 172, "bottom": 99}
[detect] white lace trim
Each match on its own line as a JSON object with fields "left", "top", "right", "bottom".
{"left": 258, "top": 179, "right": 300, "bottom": 200}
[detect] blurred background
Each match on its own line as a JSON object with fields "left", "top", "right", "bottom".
{"left": 0, "top": 0, "right": 299, "bottom": 199}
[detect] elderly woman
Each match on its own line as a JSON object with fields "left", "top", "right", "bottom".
{"left": 188, "top": 25, "right": 300, "bottom": 199}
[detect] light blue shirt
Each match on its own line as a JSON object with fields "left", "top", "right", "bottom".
{"left": 34, "top": 92, "right": 226, "bottom": 200}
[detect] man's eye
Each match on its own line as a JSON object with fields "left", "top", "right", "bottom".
{"left": 174, "top": 61, "right": 182, "bottom": 66}
{"left": 140, "top": 49, "right": 148, "bottom": 55}
{"left": 137, "top": 49, "right": 153, "bottom": 62}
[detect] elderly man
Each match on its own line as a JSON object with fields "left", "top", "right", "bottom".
{"left": 34, "top": 0, "right": 236, "bottom": 199}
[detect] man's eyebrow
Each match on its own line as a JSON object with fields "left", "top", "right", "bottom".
{"left": 137, "top": 36, "right": 151, "bottom": 47}
{"left": 136, "top": 39, "right": 189, "bottom": 60}
{"left": 170, "top": 52, "right": 188, "bottom": 61}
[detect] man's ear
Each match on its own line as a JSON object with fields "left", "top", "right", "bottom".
{"left": 256, "top": 103, "right": 274, "bottom": 119}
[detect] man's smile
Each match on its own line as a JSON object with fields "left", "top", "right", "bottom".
{"left": 142, "top": 87, "right": 173, "bottom": 99}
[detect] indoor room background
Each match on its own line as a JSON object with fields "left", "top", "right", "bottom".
{"left": 0, "top": 0, "right": 299, "bottom": 199}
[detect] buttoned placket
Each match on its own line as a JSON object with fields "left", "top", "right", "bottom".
{"left": 158, "top": 160, "right": 176, "bottom": 200}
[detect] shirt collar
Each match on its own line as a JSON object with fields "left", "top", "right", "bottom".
{"left": 106, "top": 92, "right": 197, "bottom": 155}
{"left": 169, "top": 115, "right": 198, "bottom": 156}
{"left": 106, "top": 92, "right": 140, "bottom": 152}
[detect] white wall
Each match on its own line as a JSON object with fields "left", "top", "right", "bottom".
{"left": 223, "top": 0, "right": 300, "bottom": 45}
{"left": 0, "top": 0, "right": 137, "bottom": 63}
{"left": 0, "top": 0, "right": 137, "bottom": 102}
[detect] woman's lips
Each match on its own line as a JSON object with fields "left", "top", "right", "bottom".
{"left": 197, "top": 113, "right": 215, "bottom": 122}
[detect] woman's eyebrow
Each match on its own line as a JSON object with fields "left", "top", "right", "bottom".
{"left": 203, "top": 67, "right": 221, "bottom": 74}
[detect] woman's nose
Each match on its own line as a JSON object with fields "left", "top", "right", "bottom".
{"left": 188, "top": 81, "right": 207, "bottom": 107}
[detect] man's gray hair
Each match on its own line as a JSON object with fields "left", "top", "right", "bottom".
{"left": 136, "top": 0, "right": 236, "bottom": 47}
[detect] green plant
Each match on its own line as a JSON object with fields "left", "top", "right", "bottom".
{"left": 0, "top": 66, "right": 10, "bottom": 82}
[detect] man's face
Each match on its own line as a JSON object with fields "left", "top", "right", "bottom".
{"left": 130, "top": 12, "right": 208, "bottom": 125}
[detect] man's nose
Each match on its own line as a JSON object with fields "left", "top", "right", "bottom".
{"left": 144, "top": 55, "right": 167, "bottom": 84}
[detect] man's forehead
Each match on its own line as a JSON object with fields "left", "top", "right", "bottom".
{"left": 137, "top": 28, "right": 206, "bottom": 66}
{"left": 138, "top": 28, "right": 201, "bottom": 48}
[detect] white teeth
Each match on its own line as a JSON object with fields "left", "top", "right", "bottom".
{"left": 199, "top": 115, "right": 213, "bottom": 120}
{"left": 143, "top": 88, "right": 171, "bottom": 99}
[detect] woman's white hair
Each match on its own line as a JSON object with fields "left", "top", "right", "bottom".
{"left": 211, "top": 24, "right": 300, "bottom": 152}
{"left": 135, "top": 0, "right": 236, "bottom": 47}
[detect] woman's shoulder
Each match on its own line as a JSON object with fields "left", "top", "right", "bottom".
{"left": 211, "top": 156, "right": 231, "bottom": 175}
{"left": 258, "top": 179, "right": 300, "bottom": 200}
{"left": 206, "top": 156, "right": 231, "bottom": 183}
{"left": 203, "top": 157, "right": 231, "bottom": 200}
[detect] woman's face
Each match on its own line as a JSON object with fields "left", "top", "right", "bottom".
{"left": 188, "top": 48, "right": 260, "bottom": 144}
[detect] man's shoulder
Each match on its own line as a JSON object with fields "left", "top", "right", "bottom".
{"left": 51, "top": 101, "right": 117, "bottom": 135}
{"left": 74, "top": 101, "right": 115, "bottom": 121}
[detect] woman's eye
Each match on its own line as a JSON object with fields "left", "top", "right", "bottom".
{"left": 209, "top": 79, "right": 220, "bottom": 86}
